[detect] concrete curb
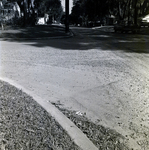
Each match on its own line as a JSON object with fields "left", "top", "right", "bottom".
{"left": 0, "top": 77, "right": 98, "bottom": 150}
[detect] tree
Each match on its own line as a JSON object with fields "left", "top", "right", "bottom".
{"left": 109, "top": 0, "right": 149, "bottom": 25}
{"left": 7, "top": 0, "right": 63, "bottom": 26}
{"left": 0, "top": 0, "right": 22, "bottom": 27}
{"left": 70, "top": 0, "right": 84, "bottom": 25}
{"left": 71, "top": 0, "right": 149, "bottom": 26}
{"left": 6, "top": 0, "right": 36, "bottom": 26}
{"left": 34, "top": 0, "right": 63, "bottom": 23}
{"left": 71, "top": 0, "right": 110, "bottom": 26}
{"left": 136, "top": 0, "right": 149, "bottom": 23}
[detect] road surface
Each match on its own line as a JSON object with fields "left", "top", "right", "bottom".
{"left": 0, "top": 27, "right": 149, "bottom": 149}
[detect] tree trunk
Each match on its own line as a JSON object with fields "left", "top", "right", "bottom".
{"left": 65, "top": 0, "right": 69, "bottom": 33}
{"left": 134, "top": 0, "right": 138, "bottom": 25}
{"left": 1, "top": 23, "right": 4, "bottom": 30}
{"left": 127, "top": 0, "right": 131, "bottom": 25}
{"left": 22, "top": 0, "right": 27, "bottom": 26}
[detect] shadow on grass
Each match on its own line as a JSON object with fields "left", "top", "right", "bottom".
{"left": 0, "top": 25, "right": 66, "bottom": 38}
{"left": 1, "top": 25, "right": 149, "bottom": 53}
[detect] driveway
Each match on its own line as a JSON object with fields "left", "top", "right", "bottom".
{"left": 0, "top": 27, "right": 149, "bottom": 149}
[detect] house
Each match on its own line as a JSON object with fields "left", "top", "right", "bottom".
{"left": 141, "top": 14, "right": 149, "bottom": 27}
{"left": 106, "top": 15, "right": 115, "bottom": 25}
{"left": 142, "top": 14, "right": 149, "bottom": 22}
{"left": 0, "top": 1, "right": 21, "bottom": 23}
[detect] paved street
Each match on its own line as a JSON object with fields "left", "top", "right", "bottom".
{"left": 0, "top": 27, "right": 149, "bottom": 149}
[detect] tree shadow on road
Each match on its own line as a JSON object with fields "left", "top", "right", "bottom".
{"left": 1, "top": 26, "right": 149, "bottom": 53}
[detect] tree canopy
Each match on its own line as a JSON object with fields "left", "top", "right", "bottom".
{"left": 71, "top": 0, "right": 109, "bottom": 25}
{"left": 109, "top": 0, "right": 149, "bottom": 24}
{"left": 71, "top": 0, "right": 149, "bottom": 26}
{"left": 0, "top": 0, "right": 63, "bottom": 26}
{"left": 34, "top": 0, "right": 63, "bottom": 20}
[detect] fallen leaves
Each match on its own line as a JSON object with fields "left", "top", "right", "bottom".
{"left": 53, "top": 103, "right": 129, "bottom": 150}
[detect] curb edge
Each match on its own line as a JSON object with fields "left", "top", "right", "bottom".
{"left": 0, "top": 77, "right": 98, "bottom": 150}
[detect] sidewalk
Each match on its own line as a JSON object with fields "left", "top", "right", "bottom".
{"left": 0, "top": 24, "right": 72, "bottom": 39}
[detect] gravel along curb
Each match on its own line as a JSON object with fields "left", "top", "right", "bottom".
{"left": 0, "top": 78, "right": 98, "bottom": 150}
{"left": 52, "top": 103, "right": 130, "bottom": 150}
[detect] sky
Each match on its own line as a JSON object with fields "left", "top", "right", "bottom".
{"left": 61, "top": 0, "right": 73, "bottom": 13}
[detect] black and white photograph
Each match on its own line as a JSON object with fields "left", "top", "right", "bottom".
{"left": 0, "top": 0, "right": 149, "bottom": 149}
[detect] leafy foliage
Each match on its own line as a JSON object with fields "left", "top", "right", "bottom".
{"left": 0, "top": 0, "right": 63, "bottom": 26}
{"left": 71, "top": 0, "right": 109, "bottom": 26}
{"left": 34, "top": 0, "right": 63, "bottom": 23}
{"left": 71, "top": 0, "right": 149, "bottom": 26}
{"left": 106, "top": 0, "right": 149, "bottom": 24}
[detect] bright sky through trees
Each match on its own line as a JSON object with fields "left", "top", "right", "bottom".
{"left": 61, "top": 0, "right": 73, "bottom": 13}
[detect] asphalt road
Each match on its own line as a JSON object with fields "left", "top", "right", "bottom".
{"left": 1, "top": 27, "right": 149, "bottom": 149}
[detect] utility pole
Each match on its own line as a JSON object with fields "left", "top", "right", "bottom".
{"left": 65, "top": 0, "right": 69, "bottom": 33}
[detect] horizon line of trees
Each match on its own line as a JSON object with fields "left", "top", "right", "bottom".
{"left": 70, "top": 0, "right": 149, "bottom": 26}
{"left": 0, "top": 0, "right": 63, "bottom": 26}
{"left": 1, "top": 0, "right": 149, "bottom": 27}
